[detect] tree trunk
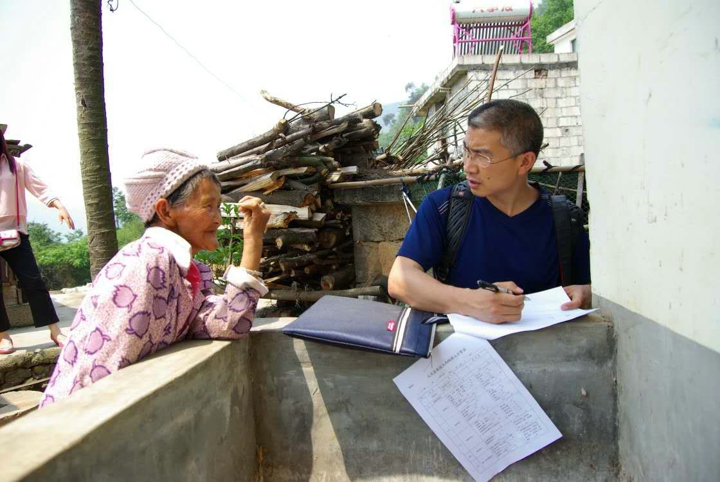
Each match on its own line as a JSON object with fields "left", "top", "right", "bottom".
{"left": 70, "top": 0, "right": 118, "bottom": 279}
{"left": 321, "top": 266, "right": 355, "bottom": 291}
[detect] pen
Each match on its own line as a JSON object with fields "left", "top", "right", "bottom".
{"left": 476, "top": 279, "right": 531, "bottom": 301}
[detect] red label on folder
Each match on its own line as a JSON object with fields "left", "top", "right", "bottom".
{"left": 386, "top": 320, "right": 396, "bottom": 332}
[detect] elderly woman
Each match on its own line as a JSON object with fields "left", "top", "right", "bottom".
{"left": 41, "top": 148, "right": 270, "bottom": 406}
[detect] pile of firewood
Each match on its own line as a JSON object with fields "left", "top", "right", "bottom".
{"left": 213, "top": 93, "right": 385, "bottom": 301}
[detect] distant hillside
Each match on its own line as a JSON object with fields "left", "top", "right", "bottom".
{"left": 378, "top": 101, "right": 402, "bottom": 129}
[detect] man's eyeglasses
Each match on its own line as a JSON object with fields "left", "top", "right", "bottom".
{"left": 462, "top": 143, "right": 523, "bottom": 168}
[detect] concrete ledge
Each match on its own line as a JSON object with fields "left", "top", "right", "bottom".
{"left": 251, "top": 314, "right": 617, "bottom": 481}
{"left": 1, "top": 314, "right": 617, "bottom": 481}
{"left": 0, "top": 339, "right": 256, "bottom": 482}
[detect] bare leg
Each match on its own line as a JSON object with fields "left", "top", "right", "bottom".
{"left": 48, "top": 323, "right": 67, "bottom": 347}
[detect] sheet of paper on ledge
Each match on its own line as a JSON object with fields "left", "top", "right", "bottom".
{"left": 394, "top": 334, "right": 562, "bottom": 482}
{"left": 449, "top": 286, "right": 597, "bottom": 341}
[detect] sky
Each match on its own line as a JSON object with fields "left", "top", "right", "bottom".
{"left": 0, "top": 0, "right": 455, "bottom": 235}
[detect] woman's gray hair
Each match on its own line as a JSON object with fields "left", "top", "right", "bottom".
{"left": 145, "top": 169, "right": 221, "bottom": 227}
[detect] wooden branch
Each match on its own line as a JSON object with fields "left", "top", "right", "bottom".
{"left": 233, "top": 172, "right": 279, "bottom": 193}
{"left": 321, "top": 266, "right": 355, "bottom": 291}
{"left": 217, "top": 120, "right": 288, "bottom": 161}
{"left": 290, "top": 212, "right": 327, "bottom": 228}
{"left": 487, "top": 45, "right": 504, "bottom": 102}
{"left": 260, "top": 90, "right": 307, "bottom": 114}
{"left": 231, "top": 189, "right": 315, "bottom": 207}
{"left": 318, "top": 228, "right": 348, "bottom": 249}
{"left": 223, "top": 203, "right": 310, "bottom": 221}
{"left": 262, "top": 286, "right": 384, "bottom": 302}
{"left": 273, "top": 228, "right": 318, "bottom": 250}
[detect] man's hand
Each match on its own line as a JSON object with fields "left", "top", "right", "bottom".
{"left": 561, "top": 284, "right": 592, "bottom": 310}
{"left": 463, "top": 281, "right": 525, "bottom": 324}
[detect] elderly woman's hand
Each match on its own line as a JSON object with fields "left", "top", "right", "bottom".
{"left": 238, "top": 196, "right": 271, "bottom": 239}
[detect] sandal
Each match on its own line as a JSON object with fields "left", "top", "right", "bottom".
{"left": 50, "top": 333, "right": 66, "bottom": 349}
{"left": 0, "top": 336, "right": 15, "bottom": 355}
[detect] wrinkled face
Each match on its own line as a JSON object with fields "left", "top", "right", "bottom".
{"left": 170, "top": 177, "right": 222, "bottom": 255}
{"left": 463, "top": 127, "right": 525, "bottom": 198}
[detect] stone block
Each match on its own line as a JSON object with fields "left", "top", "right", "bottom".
{"left": 558, "top": 52, "right": 578, "bottom": 63}
{"left": 558, "top": 116, "right": 581, "bottom": 127}
{"left": 6, "top": 303, "right": 33, "bottom": 328}
{"left": 559, "top": 136, "right": 579, "bottom": 147}
{"left": 548, "top": 69, "right": 562, "bottom": 78}
{"left": 561, "top": 106, "right": 582, "bottom": 117}
{"left": 543, "top": 116, "right": 558, "bottom": 128}
{"left": 31, "top": 364, "right": 53, "bottom": 378}
{"left": 558, "top": 96, "right": 577, "bottom": 108}
{"left": 353, "top": 241, "right": 402, "bottom": 286}
{"left": 527, "top": 98, "right": 547, "bottom": 110}
{"left": 539, "top": 53, "right": 560, "bottom": 64}
{"left": 545, "top": 127, "right": 563, "bottom": 138}
{"left": 351, "top": 205, "right": 409, "bottom": 243}
{"left": 543, "top": 107, "right": 558, "bottom": 119}
{"left": 557, "top": 77, "right": 577, "bottom": 88}
{"left": 569, "top": 86, "right": 581, "bottom": 97}
{"left": 520, "top": 53, "right": 541, "bottom": 65}
{"left": 2, "top": 368, "right": 32, "bottom": 389}
{"left": 562, "top": 68, "right": 580, "bottom": 78}
{"left": 545, "top": 97, "right": 557, "bottom": 107}
{"left": 333, "top": 186, "right": 411, "bottom": 206}
{"left": 543, "top": 88, "right": 562, "bottom": 98}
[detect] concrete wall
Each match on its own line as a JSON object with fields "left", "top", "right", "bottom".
{"left": 0, "top": 340, "right": 257, "bottom": 482}
{"left": 575, "top": 0, "right": 720, "bottom": 479}
{"left": 1, "top": 314, "right": 618, "bottom": 481}
{"left": 417, "top": 53, "right": 584, "bottom": 167}
{"left": 251, "top": 315, "right": 617, "bottom": 481}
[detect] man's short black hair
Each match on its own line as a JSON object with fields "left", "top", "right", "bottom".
{"left": 467, "top": 99, "right": 544, "bottom": 157}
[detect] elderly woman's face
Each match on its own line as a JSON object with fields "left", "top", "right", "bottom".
{"left": 171, "top": 177, "right": 222, "bottom": 254}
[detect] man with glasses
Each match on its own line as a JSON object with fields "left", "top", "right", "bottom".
{"left": 388, "top": 99, "right": 591, "bottom": 324}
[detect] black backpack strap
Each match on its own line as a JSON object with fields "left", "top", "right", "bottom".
{"left": 435, "top": 181, "right": 474, "bottom": 283}
{"left": 550, "top": 194, "right": 584, "bottom": 286}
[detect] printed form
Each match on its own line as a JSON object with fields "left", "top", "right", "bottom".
{"left": 394, "top": 334, "right": 561, "bottom": 481}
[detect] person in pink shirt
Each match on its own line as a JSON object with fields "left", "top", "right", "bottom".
{"left": 40, "top": 148, "right": 270, "bottom": 406}
{"left": 0, "top": 128, "right": 75, "bottom": 354}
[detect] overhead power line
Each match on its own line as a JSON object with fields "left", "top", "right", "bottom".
{"left": 123, "top": 0, "right": 249, "bottom": 105}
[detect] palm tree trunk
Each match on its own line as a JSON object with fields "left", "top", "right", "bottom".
{"left": 70, "top": 0, "right": 118, "bottom": 278}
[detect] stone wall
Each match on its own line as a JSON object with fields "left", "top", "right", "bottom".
{"left": 0, "top": 347, "right": 59, "bottom": 391}
{"left": 334, "top": 185, "right": 424, "bottom": 286}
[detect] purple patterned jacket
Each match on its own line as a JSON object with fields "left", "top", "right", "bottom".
{"left": 40, "top": 227, "right": 267, "bottom": 407}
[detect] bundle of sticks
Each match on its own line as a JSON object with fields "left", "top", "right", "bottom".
{"left": 213, "top": 93, "right": 385, "bottom": 300}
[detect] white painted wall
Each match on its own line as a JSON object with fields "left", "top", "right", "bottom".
{"left": 576, "top": 0, "right": 720, "bottom": 352}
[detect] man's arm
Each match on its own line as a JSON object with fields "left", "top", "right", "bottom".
{"left": 388, "top": 256, "right": 525, "bottom": 324}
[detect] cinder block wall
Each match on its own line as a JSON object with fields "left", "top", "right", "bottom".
{"left": 425, "top": 53, "right": 584, "bottom": 168}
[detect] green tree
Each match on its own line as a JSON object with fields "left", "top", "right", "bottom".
{"left": 27, "top": 222, "right": 62, "bottom": 248}
{"left": 379, "top": 83, "right": 429, "bottom": 151}
{"left": 531, "top": 0, "right": 574, "bottom": 53}
{"left": 70, "top": 0, "right": 119, "bottom": 278}
{"left": 113, "top": 187, "right": 140, "bottom": 227}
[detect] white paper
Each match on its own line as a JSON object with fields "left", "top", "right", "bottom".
{"left": 449, "top": 286, "right": 597, "bottom": 340}
{"left": 394, "top": 334, "right": 562, "bottom": 482}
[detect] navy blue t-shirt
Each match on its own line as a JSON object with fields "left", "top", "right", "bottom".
{"left": 397, "top": 186, "right": 591, "bottom": 294}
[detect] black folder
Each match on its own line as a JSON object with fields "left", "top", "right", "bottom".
{"left": 281, "top": 295, "right": 439, "bottom": 358}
